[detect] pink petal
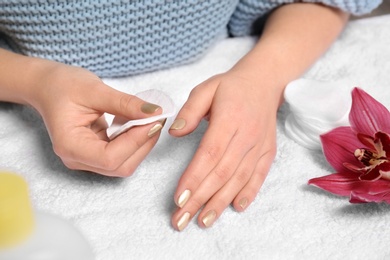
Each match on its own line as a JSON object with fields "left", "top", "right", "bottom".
{"left": 309, "top": 172, "right": 390, "bottom": 198}
{"left": 350, "top": 190, "right": 390, "bottom": 204}
{"left": 379, "top": 161, "right": 390, "bottom": 180}
{"left": 342, "top": 162, "right": 367, "bottom": 174}
{"left": 376, "top": 131, "right": 390, "bottom": 156}
{"left": 320, "top": 126, "right": 362, "bottom": 172}
{"left": 356, "top": 133, "right": 376, "bottom": 151}
{"left": 308, "top": 172, "right": 361, "bottom": 197}
{"left": 359, "top": 167, "right": 381, "bottom": 181}
{"left": 349, "top": 88, "right": 390, "bottom": 135}
{"left": 349, "top": 192, "right": 370, "bottom": 203}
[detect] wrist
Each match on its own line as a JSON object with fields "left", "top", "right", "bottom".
{"left": 0, "top": 49, "right": 59, "bottom": 107}
{"left": 229, "top": 50, "right": 288, "bottom": 106}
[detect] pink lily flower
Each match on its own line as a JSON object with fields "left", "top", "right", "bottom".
{"left": 308, "top": 87, "right": 390, "bottom": 203}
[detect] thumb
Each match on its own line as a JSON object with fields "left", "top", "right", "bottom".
{"left": 169, "top": 80, "right": 216, "bottom": 137}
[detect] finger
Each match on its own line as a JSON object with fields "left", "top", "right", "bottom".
{"left": 169, "top": 77, "right": 218, "bottom": 136}
{"left": 233, "top": 147, "right": 275, "bottom": 212}
{"left": 54, "top": 120, "right": 164, "bottom": 171}
{"left": 172, "top": 117, "right": 237, "bottom": 209}
{"left": 197, "top": 145, "right": 261, "bottom": 228}
{"left": 171, "top": 133, "right": 254, "bottom": 231}
{"left": 64, "top": 133, "right": 160, "bottom": 177}
{"left": 87, "top": 83, "right": 162, "bottom": 119}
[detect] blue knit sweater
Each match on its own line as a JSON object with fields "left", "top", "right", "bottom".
{"left": 0, "top": 0, "right": 381, "bottom": 77}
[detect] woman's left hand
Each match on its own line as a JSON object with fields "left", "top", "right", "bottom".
{"left": 169, "top": 70, "right": 282, "bottom": 230}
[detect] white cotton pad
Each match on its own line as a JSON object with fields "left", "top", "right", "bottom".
{"left": 284, "top": 78, "right": 352, "bottom": 123}
{"left": 284, "top": 78, "right": 352, "bottom": 149}
{"left": 285, "top": 114, "right": 322, "bottom": 150}
{"left": 106, "top": 89, "right": 176, "bottom": 140}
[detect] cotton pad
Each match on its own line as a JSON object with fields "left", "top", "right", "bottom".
{"left": 106, "top": 89, "right": 176, "bottom": 140}
{"left": 284, "top": 78, "right": 352, "bottom": 122}
{"left": 284, "top": 79, "right": 352, "bottom": 149}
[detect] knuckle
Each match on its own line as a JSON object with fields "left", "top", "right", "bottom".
{"left": 62, "top": 160, "right": 78, "bottom": 170}
{"left": 189, "top": 196, "right": 204, "bottom": 210}
{"left": 52, "top": 143, "right": 66, "bottom": 158}
{"left": 53, "top": 141, "right": 73, "bottom": 161}
{"left": 99, "top": 154, "right": 121, "bottom": 171}
{"left": 213, "top": 164, "right": 233, "bottom": 183}
{"left": 198, "top": 144, "right": 222, "bottom": 165}
{"left": 180, "top": 171, "right": 203, "bottom": 190}
{"left": 235, "top": 168, "right": 252, "bottom": 186}
{"left": 119, "top": 94, "right": 136, "bottom": 112}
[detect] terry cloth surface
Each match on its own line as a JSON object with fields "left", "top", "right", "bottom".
{"left": 1, "top": 14, "right": 390, "bottom": 259}
{"left": 0, "top": 0, "right": 381, "bottom": 77}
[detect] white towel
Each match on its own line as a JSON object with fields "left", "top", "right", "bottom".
{"left": 1, "top": 15, "right": 390, "bottom": 259}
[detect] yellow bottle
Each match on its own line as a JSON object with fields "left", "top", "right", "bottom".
{"left": 0, "top": 171, "right": 94, "bottom": 260}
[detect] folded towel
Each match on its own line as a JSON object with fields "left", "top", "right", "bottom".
{"left": 1, "top": 15, "right": 390, "bottom": 260}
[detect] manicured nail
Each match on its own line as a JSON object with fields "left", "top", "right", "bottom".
{"left": 170, "top": 118, "right": 186, "bottom": 130}
{"left": 177, "top": 212, "right": 191, "bottom": 231}
{"left": 147, "top": 123, "right": 163, "bottom": 137}
{"left": 159, "top": 118, "right": 167, "bottom": 128}
{"left": 239, "top": 198, "right": 248, "bottom": 209}
{"left": 177, "top": 189, "right": 191, "bottom": 208}
{"left": 202, "top": 210, "right": 217, "bottom": 228}
{"left": 141, "top": 102, "right": 161, "bottom": 114}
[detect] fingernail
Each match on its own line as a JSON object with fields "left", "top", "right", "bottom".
{"left": 202, "top": 210, "right": 217, "bottom": 228}
{"left": 239, "top": 198, "right": 248, "bottom": 209}
{"left": 177, "top": 189, "right": 191, "bottom": 208}
{"left": 170, "top": 118, "right": 186, "bottom": 130}
{"left": 141, "top": 102, "right": 161, "bottom": 114}
{"left": 148, "top": 123, "right": 163, "bottom": 137}
{"left": 159, "top": 118, "right": 167, "bottom": 128}
{"left": 177, "top": 212, "right": 191, "bottom": 231}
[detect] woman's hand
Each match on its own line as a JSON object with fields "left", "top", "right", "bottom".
{"left": 29, "top": 63, "right": 164, "bottom": 177}
{"left": 169, "top": 2, "right": 349, "bottom": 230}
{"left": 169, "top": 70, "right": 282, "bottom": 230}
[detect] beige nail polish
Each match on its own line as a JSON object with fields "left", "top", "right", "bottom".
{"left": 147, "top": 123, "right": 163, "bottom": 137}
{"left": 159, "top": 118, "right": 167, "bottom": 128}
{"left": 177, "top": 189, "right": 191, "bottom": 208}
{"left": 239, "top": 198, "right": 248, "bottom": 209}
{"left": 170, "top": 118, "right": 186, "bottom": 130}
{"left": 177, "top": 212, "right": 191, "bottom": 231}
{"left": 141, "top": 102, "right": 161, "bottom": 114}
{"left": 202, "top": 210, "right": 216, "bottom": 228}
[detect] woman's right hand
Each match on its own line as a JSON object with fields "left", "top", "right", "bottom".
{"left": 27, "top": 61, "right": 164, "bottom": 177}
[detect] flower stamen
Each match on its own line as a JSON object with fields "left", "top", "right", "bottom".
{"left": 354, "top": 148, "right": 385, "bottom": 167}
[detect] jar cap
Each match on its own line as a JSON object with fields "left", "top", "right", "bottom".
{"left": 0, "top": 171, "right": 34, "bottom": 248}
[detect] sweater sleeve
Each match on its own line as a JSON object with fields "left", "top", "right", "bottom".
{"left": 302, "top": 0, "right": 382, "bottom": 15}
{"left": 229, "top": 0, "right": 383, "bottom": 36}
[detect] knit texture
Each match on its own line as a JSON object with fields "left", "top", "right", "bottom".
{"left": 0, "top": 0, "right": 382, "bottom": 78}
{"left": 229, "top": 0, "right": 382, "bottom": 36}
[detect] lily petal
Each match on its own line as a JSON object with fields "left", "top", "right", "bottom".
{"left": 376, "top": 131, "right": 390, "bottom": 157}
{"left": 356, "top": 133, "right": 376, "bottom": 151}
{"left": 308, "top": 172, "right": 360, "bottom": 197}
{"left": 321, "top": 126, "right": 362, "bottom": 172}
{"left": 309, "top": 172, "right": 390, "bottom": 198}
{"left": 378, "top": 161, "right": 390, "bottom": 180}
{"left": 349, "top": 88, "right": 390, "bottom": 136}
{"left": 359, "top": 167, "right": 381, "bottom": 181}
{"left": 350, "top": 190, "right": 390, "bottom": 204}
